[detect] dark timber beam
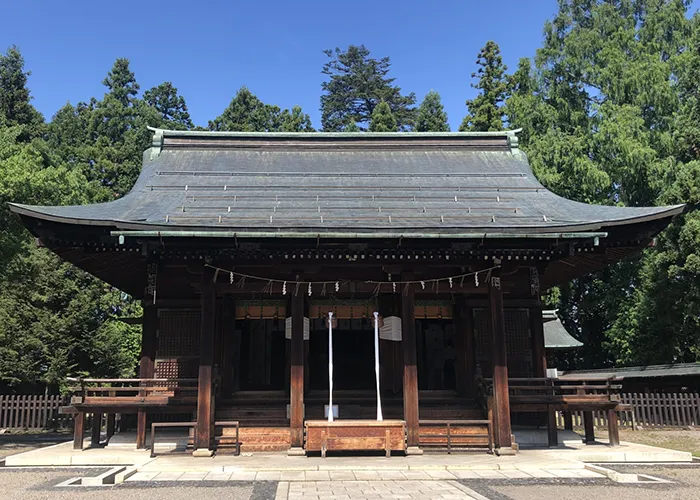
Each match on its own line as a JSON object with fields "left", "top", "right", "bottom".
{"left": 489, "top": 268, "right": 514, "bottom": 454}
{"left": 194, "top": 266, "right": 216, "bottom": 455}
{"left": 136, "top": 303, "right": 157, "bottom": 449}
{"left": 401, "top": 284, "right": 420, "bottom": 452}
{"left": 73, "top": 412, "right": 85, "bottom": 450}
{"left": 289, "top": 290, "right": 305, "bottom": 453}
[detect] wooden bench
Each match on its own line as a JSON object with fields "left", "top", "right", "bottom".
{"left": 304, "top": 420, "right": 406, "bottom": 458}
{"left": 419, "top": 419, "right": 492, "bottom": 454}
{"left": 150, "top": 420, "right": 240, "bottom": 457}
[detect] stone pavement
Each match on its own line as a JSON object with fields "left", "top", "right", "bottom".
{"left": 279, "top": 480, "right": 488, "bottom": 500}
{"left": 126, "top": 467, "right": 604, "bottom": 482}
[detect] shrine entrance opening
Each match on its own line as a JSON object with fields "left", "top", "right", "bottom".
{"left": 309, "top": 318, "right": 375, "bottom": 391}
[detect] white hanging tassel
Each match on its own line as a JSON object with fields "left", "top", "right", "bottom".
{"left": 475, "top": 272, "right": 479, "bottom": 287}
{"left": 282, "top": 281, "right": 287, "bottom": 295}
{"left": 449, "top": 277, "right": 453, "bottom": 289}
{"left": 335, "top": 281, "right": 340, "bottom": 292}
{"left": 230, "top": 272, "right": 234, "bottom": 284}
{"left": 373, "top": 311, "right": 383, "bottom": 422}
{"left": 392, "top": 282, "right": 396, "bottom": 293}
{"left": 328, "top": 311, "right": 334, "bottom": 423}
{"left": 421, "top": 281, "right": 426, "bottom": 290}
{"left": 308, "top": 282, "right": 312, "bottom": 296}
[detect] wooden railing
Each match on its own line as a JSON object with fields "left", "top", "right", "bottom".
{"left": 0, "top": 394, "right": 70, "bottom": 430}
{"left": 66, "top": 378, "right": 199, "bottom": 409}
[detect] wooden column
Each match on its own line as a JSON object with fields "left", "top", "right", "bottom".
{"left": 195, "top": 266, "right": 216, "bottom": 452}
{"left": 607, "top": 409, "right": 620, "bottom": 446}
{"left": 401, "top": 285, "right": 419, "bottom": 448}
{"left": 530, "top": 303, "right": 546, "bottom": 378}
{"left": 91, "top": 413, "right": 102, "bottom": 447}
{"left": 289, "top": 291, "right": 305, "bottom": 449}
{"left": 454, "top": 295, "right": 475, "bottom": 397}
{"left": 489, "top": 269, "right": 513, "bottom": 452}
{"left": 73, "top": 412, "right": 85, "bottom": 450}
{"left": 136, "top": 303, "right": 158, "bottom": 449}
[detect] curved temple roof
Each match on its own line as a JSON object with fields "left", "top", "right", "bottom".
{"left": 9, "top": 128, "right": 683, "bottom": 236}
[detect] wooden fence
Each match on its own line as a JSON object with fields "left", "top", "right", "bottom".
{"left": 0, "top": 395, "right": 70, "bottom": 430}
{"left": 556, "top": 392, "right": 700, "bottom": 429}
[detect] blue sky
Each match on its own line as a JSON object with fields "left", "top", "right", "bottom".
{"left": 2, "top": 1, "right": 698, "bottom": 131}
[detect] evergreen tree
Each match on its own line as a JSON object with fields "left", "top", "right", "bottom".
{"left": 0, "top": 46, "right": 44, "bottom": 140}
{"left": 321, "top": 45, "right": 416, "bottom": 131}
{"left": 279, "top": 105, "right": 314, "bottom": 132}
{"left": 368, "top": 101, "right": 397, "bottom": 132}
{"left": 143, "top": 82, "right": 193, "bottom": 130}
{"left": 344, "top": 121, "right": 360, "bottom": 132}
{"left": 415, "top": 91, "right": 449, "bottom": 132}
{"left": 459, "top": 41, "right": 509, "bottom": 132}
{"left": 208, "top": 87, "right": 282, "bottom": 132}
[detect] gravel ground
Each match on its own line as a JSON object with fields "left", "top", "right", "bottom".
{"left": 0, "top": 468, "right": 271, "bottom": 500}
{"left": 463, "top": 464, "right": 700, "bottom": 500}
{"left": 0, "top": 433, "right": 70, "bottom": 460}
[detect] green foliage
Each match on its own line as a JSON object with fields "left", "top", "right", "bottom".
{"left": 208, "top": 87, "right": 313, "bottom": 132}
{"left": 460, "top": 41, "right": 509, "bottom": 132}
{"left": 344, "top": 121, "right": 361, "bottom": 132}
{"left": 320, "top": 45, "right": 416, "bottom": 131}
{"left": 415, "top": 91, "right": 449, "bottom": 132}
{"left": 368, "top": 101, "right": 397, "bottom": 132}
{"left": 505, "top": 0, "right": 700, "bottom": 367}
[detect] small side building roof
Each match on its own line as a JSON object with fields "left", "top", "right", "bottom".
{"left": 543, "top": 310, "right": 583, "bottom": 349}
{"left": 560, "top": 363, "right": 700, "bottom": 380}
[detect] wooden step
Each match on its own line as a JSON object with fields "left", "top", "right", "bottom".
{"left": 216, "top": 426, "right": 291, "bottom": 452}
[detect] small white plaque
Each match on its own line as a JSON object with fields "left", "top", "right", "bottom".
{"left": 324, "top": 405, "right": 339, "bottom": 418}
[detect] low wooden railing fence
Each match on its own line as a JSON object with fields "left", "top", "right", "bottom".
{"left": 555, "top": 392, "right": 700, "bottom": 429}
{"left": 0, "top": 394, "right": 70, "bottom": 430}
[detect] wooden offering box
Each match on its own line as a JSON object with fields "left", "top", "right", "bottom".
{"left": 304, "top": 419, "right": 406, "bottom": 457}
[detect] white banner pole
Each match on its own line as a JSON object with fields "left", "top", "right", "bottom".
{"left": 373, "top": 311, "right": 383, "bottom": 421}
{"left": 328, "top": 311, "right": 334, "bottom": 423}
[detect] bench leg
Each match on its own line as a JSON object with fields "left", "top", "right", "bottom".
{"left": 385, "top": 430, "right": 391, "bottom": 458}
{"left": 607, "top": 409, "right": 620, "bottom": 446}
{"left": 547, "top": 409, "right": 558, "bottom": 447}
{"left": 73, "top": 412, "right": 85, "bottom": 450}
{"left": 583, "top": 411, "right": 595, "bottom": 444}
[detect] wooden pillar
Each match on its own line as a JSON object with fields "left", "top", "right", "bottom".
{"left": 91, "top": 413, "right": 102, "bottom": 447}
{"left": 73, "top": 412, "right": 85, "bottom": 450}
{"left": 136, "top": 303, "right": 158, "bottom": 449}
{"left": 607, "top": 409, "right": 620, "bottom": 446}
{"left": 454, "top": 296, "right": 475, "bottom": 397}
{"left": 583, "top": 411, "right": 595, "bottom": 444}
{"left": 489, "top": 269, "right": 513, "bottom": 452}
{"left": 401, "top": 285, "right": 419, "bottom": 448}
{"left": 290, "top": 291, "right": 305, "bottom": 449}
{"left": 530, "top": 303, "right": 546, "bottom": 378}
{"left": 195, "top": 267, "right": 216, "bottom": 452}
{"left": 547, "top": 407, "right": 558, "bottom": 447}
{"left": 563, "top": 411, "right": 573, "bottom": 431}
{"left": 106, "top": 413, "right": 116, "bottom": 440}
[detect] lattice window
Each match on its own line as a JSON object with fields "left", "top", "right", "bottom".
{"left": 472, "top": 307, "right": 533, "bottom": 378}
{"left": 155, "top": 359, "right": 199, "bottom": 379}
{"left": 157, "top": 309, "right": 201, "bottom": 357}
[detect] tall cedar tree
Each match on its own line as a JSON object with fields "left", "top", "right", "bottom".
{"left": 415, "top": 90, "right": 450, "bottom": 132}
{"left": 143, "top": 82, "right": 193, "bottom": 130}
{"left": 504, "top": 0, "right": 698, "bottom": 367}
{"left": 0, "top": 46, "right": 44, "bottom": 140}
{"left": 321, "top": 45, "right": 415, "bottom": 131}
{"left": 459, "top": 41, "right": 509, "bottom": 132}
